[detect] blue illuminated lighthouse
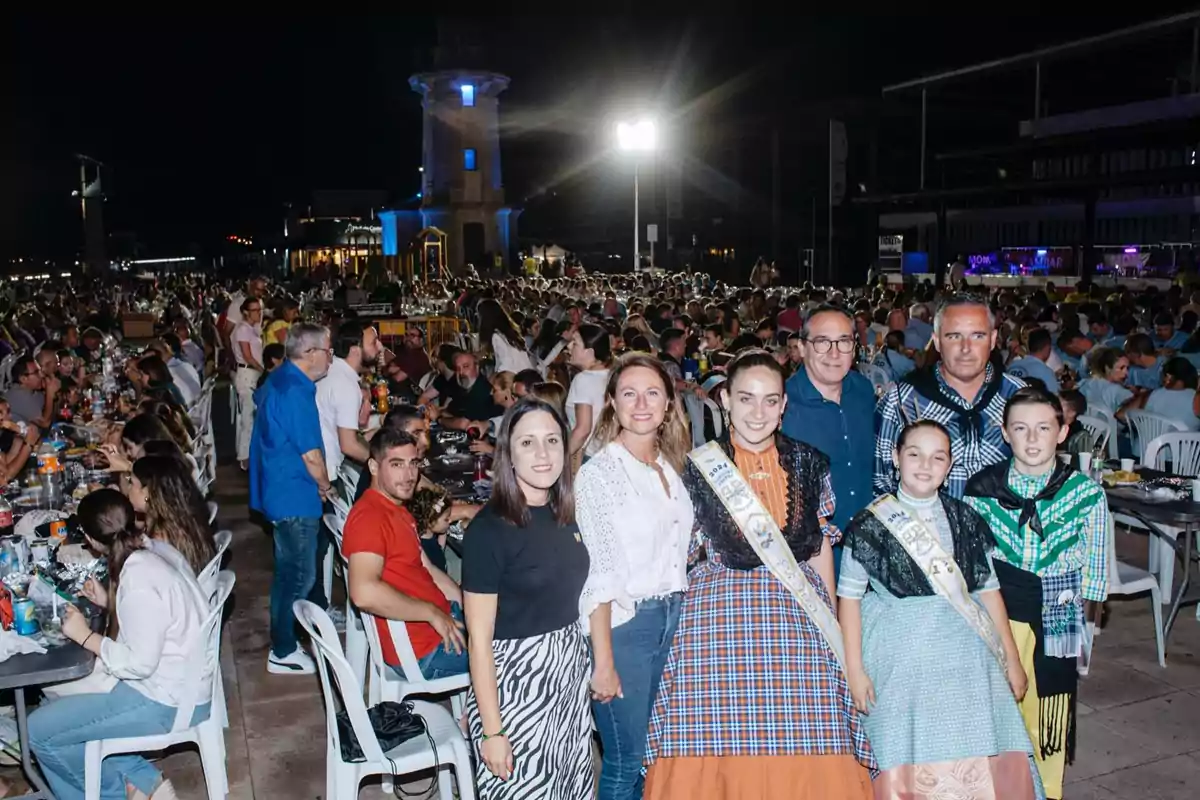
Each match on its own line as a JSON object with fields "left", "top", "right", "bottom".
{"left": 408, "top": 69, "right": 514, "bottom": 274}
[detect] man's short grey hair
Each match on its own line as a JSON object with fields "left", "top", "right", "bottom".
{"left": 801, "top": 304, "right": 854, "bottom": 338}
{"left": 285, "top": 322, "right": 330, "bottom": 361}
{"left": 909, "top": 303, "right": 931, "bottom": 321}
{"left": 933, "top": 294, "right": 995, "bottom": 334}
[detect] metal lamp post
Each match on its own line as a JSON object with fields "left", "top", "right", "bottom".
{"left": 616, "top": 120, "right": 657, "bottom": 271}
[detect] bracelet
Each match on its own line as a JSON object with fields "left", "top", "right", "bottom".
{"left": 481, "top": 727, "right": 507, "bottom": 741}
{"left": 82, "top": 632, "right": 97, "bottom": 649}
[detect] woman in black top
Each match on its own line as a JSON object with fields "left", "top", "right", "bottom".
{"left": 462, "top": 397, "right": 593, "bottom": 799}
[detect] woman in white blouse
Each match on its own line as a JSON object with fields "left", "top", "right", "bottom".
{"left": 29, "top": 489, "right": 211, "bottom": 800}
{"left": 576, "top": 353, "right": 694, "bottom": 800}
{"left": 479, "top": 298, "right": 536, "bottom": 374}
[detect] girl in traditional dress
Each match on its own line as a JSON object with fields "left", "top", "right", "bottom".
{"left": 643, "top": 349, "right": 875, "bottom": 800}
{"left": 462, "top": 397, "right": 594, "bottom": 799}
{"left": 839, "top": 419, "right": 1044, "bottom": 800}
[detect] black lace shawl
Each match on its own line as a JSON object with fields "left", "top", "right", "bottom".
{"left": 843, "top": 494, "right": 995, "bottom": 597}
{"left": 683, "top": 434, "right": 829, "bottom": 571}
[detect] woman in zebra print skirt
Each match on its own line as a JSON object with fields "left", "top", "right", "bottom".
{"left": 462, "top": 397, "right": 595, "bottom": 799}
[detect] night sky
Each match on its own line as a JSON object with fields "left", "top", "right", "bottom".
{"left": 5, "top": 11, "right": 1196, "bottom": 261}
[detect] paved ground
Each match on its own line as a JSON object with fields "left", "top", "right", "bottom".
{"left": 7, "top": 455, "right": 1200, "bottom": 796}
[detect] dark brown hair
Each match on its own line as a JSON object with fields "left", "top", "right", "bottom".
{"left": 1002, "top": 385, "right": 1065, "bottom": 427}
{"left": 77, "top": 489, "right": 144, "bottom": 638}
{"left": 132, "top": 456, "right": 215, "bottom": 574}
{"left": 489, "top": 396, "right": 575, "bottom": 526}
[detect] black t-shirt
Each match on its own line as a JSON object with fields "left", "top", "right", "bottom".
{"left": 446, "top": 377, "right": 501, "bottom": 422}
{"left": 461, "top": 503, "right": 589, "bottom": 640}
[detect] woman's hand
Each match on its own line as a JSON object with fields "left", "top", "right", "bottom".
{"left": 1006, "top": 660, "right": 1028, "bottom": 702}
{"left": 847, "top": 666, "right": 876, "bottom": 714}
{"left": 480, "top": 735, "right": 514, "bottom": 781}
{"left": 590, "top": 664, "right": 623, "bottom": 703}
{"left": 61, "top": 604, "right": 91, "bottom": 645}
{"left": 81, "top": 577, "right": 108, "bottom": 609}
{"left": 99, "top": 444, "right": 131, "bottom": 472}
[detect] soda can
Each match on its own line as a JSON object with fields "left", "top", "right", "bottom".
{"left": 48, "top": 521, "right": 67, "bottom": 546}
{"left": 12, "top": 597, "right": 37, "bottom": 636}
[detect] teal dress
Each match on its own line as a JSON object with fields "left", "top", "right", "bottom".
{"left": 839, "top": 490, "right": 1044, "bottom": 796}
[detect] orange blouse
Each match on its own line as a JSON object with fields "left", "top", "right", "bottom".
{"left": 732, "top": 441, "right": 788, "bottom": 529}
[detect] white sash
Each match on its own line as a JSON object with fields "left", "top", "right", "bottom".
{"left": 868, "top": 495, "right": 1008, "bottom": 669}
{"left": 688, "top": 442, "right": 846, "bottom": 669}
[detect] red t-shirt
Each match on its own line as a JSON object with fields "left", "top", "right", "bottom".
{"left": 341, "top": 489, "right": 450, "bottom": 663}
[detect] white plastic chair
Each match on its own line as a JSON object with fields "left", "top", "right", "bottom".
{"left": 1103, "top": 517, "right": 1166, "bottom": 667}
{"left": 1125, "top": 410, "right": 1187, "bottom": 462}
{"left": 1131, "top": 432, "right": 1200, "bottom": 597}
{"left": 359, "top": 610, "right": 469, "bottom": 712}
{"left": 338, "top": 461, "right": 363, "bottom": 501}
{"left": 863, "top": 364, "right": 892, "bottom": 393}
{"left": 293, "top": 601, "right": 476, "bottom": 800}
{"left": 84, "top": 571, "right": 235, "bottom": 800}
{"left": 1077, "top": 414, "right": 1119, "bottom": 460}
{"left": 1085, "top": 406, "right": 1122, "bottom": 459}
{"left": 321, "top": 511, "right": 369, "bottom": 687}
{"left": 206, "top": 501, "right": 219, "bottom": 526}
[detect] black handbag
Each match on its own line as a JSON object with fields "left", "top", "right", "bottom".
{"left": 336, "top": 700, "right": 429, "bottom": 763}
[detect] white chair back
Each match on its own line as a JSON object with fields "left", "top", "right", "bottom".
{"left": 1142, "top": 432, "right": 1200, "bottom": 477}
{"left": 197, "top": 530, "right": 233, "bottom": 599}
{"left": 1077, "top": 414, "right": 1119, "bottom": 459}
{"left": 703, "top": 398, "right": 723, "bottom": 439}
{"left": 1125, "top": 410, "right": 1187, "bottom": 461}
{"left": 294, "top": 601, "right": 388, "bottom": 764}
{"left": 338, "top": 461, "right": 363, "bottom": 501}
{"left": 206, "top": 501, "right": 219, "bottom": 525}
{"left": 0, "top": 352, "right": 20, "bottom": 393}
{"left": 170, "top": 571, "right": 235, "bottom": 733}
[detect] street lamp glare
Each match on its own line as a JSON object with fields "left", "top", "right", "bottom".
{"left": 617, "top": 119, "right": 657, "bottom": 152}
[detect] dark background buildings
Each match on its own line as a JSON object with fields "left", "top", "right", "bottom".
{"left": 5, "top": 10, "right": 1199, "bottom": 280}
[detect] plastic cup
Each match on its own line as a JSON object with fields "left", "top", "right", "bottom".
{"left": 1078, "top": 453, "right": 1092, "bottom": 473}
{"left": 1120, "top": 458, "right": 1135, "bottom": 473}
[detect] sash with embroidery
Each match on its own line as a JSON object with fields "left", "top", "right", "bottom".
{"left": 688, "top": 441, "right": 846, "bottom": 669}
{"left": 868, "top": 495, "right": 1008, "bottom": 669}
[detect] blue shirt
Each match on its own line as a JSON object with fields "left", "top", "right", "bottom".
{"left": 873, "top": 349, "right": 915, "bottom": 381}
{"left": 1128, "top": 357, "right": 1163, "bottom": 390}
{"left": 904, "top": 318, "right": 933, "bottom": 351}
{"left": 249, "top": 361, "right": 325, "bottom": 522}
{"left": 1154, "top": 330, "right": 1189, "bottom": 351}
{"left": 1005, "top": 355, "right": 1060, "bottom": 394}
{"left": 782, "top": 366, "right": 876, "bottom": 531}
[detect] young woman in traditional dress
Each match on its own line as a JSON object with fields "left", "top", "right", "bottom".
{"left": 462, "top": 397, "right": 594, "bottom": 799}
{"left": 643, "top": 349, "right": 875, "bottom": 800}
{"left": 576, "top": 353, "right": 694, "bottom": 800}
{"left": 839, "top": 419, "right": 1044, "bottom": 799}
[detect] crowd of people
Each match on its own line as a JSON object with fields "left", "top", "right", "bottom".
{"left": 12, "top": 264, "right": 1199, "bottom": 798}
{"left": 227, "top": 264, "right": 1180, "bottom": 800}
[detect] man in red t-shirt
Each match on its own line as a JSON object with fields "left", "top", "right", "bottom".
{"left": 343, "top": 428, "right": 467, "bottom": 679}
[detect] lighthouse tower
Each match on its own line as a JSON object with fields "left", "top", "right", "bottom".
{"left": 409, "top": 70, "right": 514, "bottom": 275}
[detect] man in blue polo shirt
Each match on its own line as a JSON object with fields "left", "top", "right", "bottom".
{"left": 781, "top": 305, "right": 876, "bottom": 578}
{"left": 250, "top": 322, "right": 334, "bottom": 675}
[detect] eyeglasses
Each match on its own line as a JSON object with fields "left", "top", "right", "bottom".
{"left": 804, "top": 337, "right": 856, "bottom": 354}
{"left": 306, "top": 347, "right": 333, "bottom": 357}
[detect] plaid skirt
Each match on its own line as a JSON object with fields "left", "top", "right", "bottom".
{"left": 645, "top": 559, "right": 876, "bottom": 771}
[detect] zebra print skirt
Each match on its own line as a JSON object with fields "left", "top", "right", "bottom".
{"left": 467, "top": 622, "right": 594, "bottom": 799}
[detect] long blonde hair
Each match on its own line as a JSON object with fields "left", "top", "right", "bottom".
{"left": 590, "top": 353, "right": 690, "bottom": 474}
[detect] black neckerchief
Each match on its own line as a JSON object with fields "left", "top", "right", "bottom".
{"left": 964, "top": 459, "right": 1076, "bottom": 540}
{"left": 903, "top": 364, "right": 1004, "bottom": 444}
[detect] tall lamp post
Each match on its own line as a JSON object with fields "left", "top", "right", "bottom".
{"left": 616, "top": 120, "right": 657, "bottom": 271}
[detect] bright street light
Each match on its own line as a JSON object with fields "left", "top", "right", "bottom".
{"left": 616, "top": 119, "right": 657, "bottom": 152}
{"left": 616, "top": 119, "right": 658, "bottom": 271}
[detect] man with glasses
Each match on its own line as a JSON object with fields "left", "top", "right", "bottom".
{"left": 781, "top": 305, "right": 876, "bottom": 576}
{"left": 3, "top": 354, "right": 60, "bottom": 429}
{"left": 232, "top": 297, "right": 266, "bottom": 470}
{"left": 250, "top": 322, "right": 335, "bottom": 675}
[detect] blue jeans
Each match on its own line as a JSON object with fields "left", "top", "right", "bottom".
{"left": 271, "top": 516, "right": 320, "bottom": 658}
{"left": 593, "top": 594, "right": 682, "bottom": 800}
{"left": 28, "top": 681, "right": 210, "bottom": 800}
{"left": 393, "top": 603, "right": 469, "bottom": 680}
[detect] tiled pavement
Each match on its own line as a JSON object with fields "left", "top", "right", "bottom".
{"left": 9, "top": 462, "right": 1200, "bottom": 797}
